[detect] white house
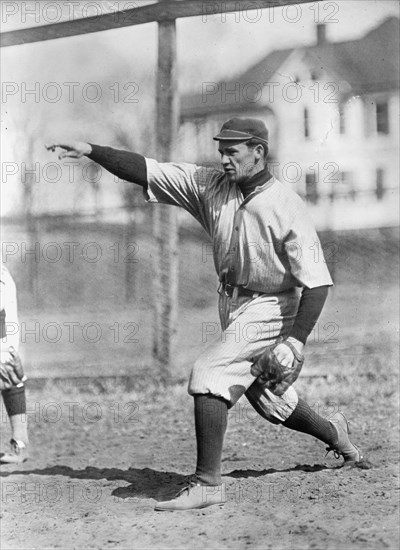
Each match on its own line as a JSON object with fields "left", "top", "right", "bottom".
{"left": 179, "top": 17, "right": 399, "bottom": 231}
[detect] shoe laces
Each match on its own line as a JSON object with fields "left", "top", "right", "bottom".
{"left": 325, "top": 442, "right": 363, "bottom": 462}
{"left": 176, "top": 478, "right": 200, "bottom": 497}
{"left": 325, "top": 445, "right": 341, "bottom": 460}
{"left": 10, "top": 439, "right": 27, "bottom": 455}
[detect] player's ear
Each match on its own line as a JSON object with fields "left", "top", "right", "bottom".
{"left": 254, "top": 144, "right": 264, "bottom": 161}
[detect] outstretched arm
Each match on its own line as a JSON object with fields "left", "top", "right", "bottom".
{"left": 46, "top": 141, "right": 211, "bottom": 226}
{"left": 45, "top": 142, "right": 148, "bottom": 187}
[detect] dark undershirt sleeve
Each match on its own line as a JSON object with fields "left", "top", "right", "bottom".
{"left": 0, "top": 309, "right": 6, "bottom": 339}
{"left": 87, "top": 144, "right": 148, "bottom": 187}
{"left": 289, "top": 285, "right": 329, "bottom": 344}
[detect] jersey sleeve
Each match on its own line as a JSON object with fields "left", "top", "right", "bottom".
{"left": 145, "top": 158, "right": 213, "bottom": 224}
{"left": 284, "top": 206, "right": 333, "bottom": 289}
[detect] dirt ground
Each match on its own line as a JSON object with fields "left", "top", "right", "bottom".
{"left": 1, "top": 328, "right": 399, "bottom": 550}
{"left": 1, "top": 255, "right": 399, "bottom": 549}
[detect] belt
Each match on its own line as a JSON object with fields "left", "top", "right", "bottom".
{"left": 219, "top": 282, "right": 260, "bottom": 299}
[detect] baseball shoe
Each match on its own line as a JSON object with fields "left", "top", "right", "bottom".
{"left": 326, "top": 412, "right": 363, "bottom": 466}
{"left": 154, "top": 480, "right": 226, "bottom": 511}
{"left": 0, "top": 439, "right": 29, "bottom": 464}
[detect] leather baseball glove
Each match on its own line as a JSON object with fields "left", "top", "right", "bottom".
{"left": 0, "top": 348, "right": 25, "bottom": 391}
{"left": 250, "top": 339, "right": 304, "bottom": 396}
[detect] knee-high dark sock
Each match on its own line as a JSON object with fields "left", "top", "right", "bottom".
{"left": 194, "top": 394, "right": 228, "bottom": 486}
{"left": 282, "top": 397, "right": 337, "bottom": 445}
{"left": 2, "top": 386, "right": 28, "bottom": 443}
{"left": 2, "top": 386, "right": 26, "bottom": 416}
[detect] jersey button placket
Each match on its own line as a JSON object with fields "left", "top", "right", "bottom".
{"left": 229, "top": 209, "right": 243, "bottom": 293}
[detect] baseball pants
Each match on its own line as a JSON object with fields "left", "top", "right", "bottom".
{"left": 188, "top": 287, "right": 300, "bottom": 422}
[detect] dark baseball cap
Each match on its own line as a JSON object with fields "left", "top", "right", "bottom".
{"left": 213, "top": 117, "right": 269, "bottom": 145}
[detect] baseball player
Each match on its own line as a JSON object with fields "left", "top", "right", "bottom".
{"left": 46, "top": 117, "right": 363, "bottom": 511}
{"left": 0, "top": 264, "right": 29, "bottom": 464}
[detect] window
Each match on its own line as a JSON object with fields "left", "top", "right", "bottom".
{"left": 339, "top": 171, "right": 356, "bottom": 200}
{"left": 303, "top": 108, "right": 310, "bottom": 138}
{"left": 330, "top": 171, "right": 355, "bottom": 201}
{"left": 339, "top": 104, "right": 346, "bottom": 134}
{"left": 305, "top": 172, "right": 318, "bottom": 204}
{"left": 339, "top": 171, "right": 350, "bottom": 184}
{"left": 376, "top": 101, "right": 389, "bottom": 134}
{"left": 376, "top": 168, "right": 385, "bottom": 200}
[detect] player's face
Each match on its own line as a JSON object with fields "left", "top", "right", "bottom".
{"left": 218, "top": 141, "right": 258, "bottom": 184}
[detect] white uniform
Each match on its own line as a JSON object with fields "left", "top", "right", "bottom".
{"left": 145, "top": 159, "right": 333, "bottom": 421}
{"left": 0, "top": 265, "right": 19, "bottom": 362}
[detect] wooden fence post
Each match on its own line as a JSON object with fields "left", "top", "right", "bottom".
{"left": 153, "top": 13, "right": 179, "bottom": 382}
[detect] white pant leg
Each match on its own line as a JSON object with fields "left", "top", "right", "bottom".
{"left": 188, "top": 289, "right": 299, "bottom": 422}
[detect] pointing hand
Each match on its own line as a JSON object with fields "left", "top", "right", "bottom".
{"left": 45, "top": 141, "right": 92, "bottom": 160}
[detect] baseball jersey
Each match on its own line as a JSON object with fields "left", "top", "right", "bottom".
{"left": 145, "top": 159, "right": 333, "bottom": 293}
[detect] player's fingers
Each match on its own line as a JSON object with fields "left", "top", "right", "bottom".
{"left": 6, "top": 359, "right": 24, "bottom": 380}
{"left": 3, "top": 360, "right": 21, "bottom": 380}
{"left": 4, "top": 367, "right": 23, "bottom": 382}
{"left": 273, "top": 346, "right": 293, "bottom": 367}
{"left": 45, "top": 143, "right": 70, "bottom": 152}
{"left": 45, "top": 143, "right": 57, "bottom": 151}
{"left": 0, "top": 367, "right": 13, "bottom": 387}
{"left": 2, "top": 364, "right": 21, "bottom": 385}
{"left": 273, "top": 383, "right": 288, "bottom": 397}
{"left": 250, "top": 362, "right": 263, "bottom": 378}
{"left": 58, "top": 150, "right": 79, "bottom": 160}
{"left": 45, "top": 143, "right": 74, "bottom": 154}
{"left": 274, "top": 343, "right": 294, "bottom": 357}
